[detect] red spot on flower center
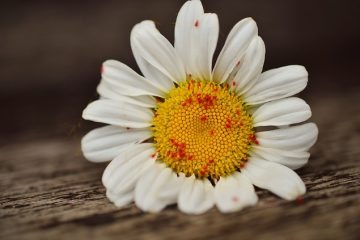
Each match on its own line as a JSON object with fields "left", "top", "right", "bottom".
{"left": 167, "top": 139, "right": 190, "bottom": 161}
{"left": 225, "top": 117, "right": 233, "bottom": 129}
{"left": 181, "top": 97, "right": 193, "bottom": 107}
{"left": 249, "top": 134, "right": 259, "bottom": 145}
{"left": 200, "top": 115, "right": 208, "bottom": 121}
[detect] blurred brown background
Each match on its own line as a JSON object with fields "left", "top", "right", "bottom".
{"left": 1, "top": 0, "right": 359, "bottom": 142}
{"left": 1, "top": 1, "right": 360, "bottom": 239}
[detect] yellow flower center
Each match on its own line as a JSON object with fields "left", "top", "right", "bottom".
{"left": 152, "top": 79, "right": 256, "bottom": 180}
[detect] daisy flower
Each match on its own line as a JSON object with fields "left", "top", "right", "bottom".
{"left": 82, "top": 0, "right": 318, "bottom": 214}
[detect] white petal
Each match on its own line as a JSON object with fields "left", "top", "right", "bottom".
{"left": 157, "top": 172, "right": 186, "bottom": 201}
{"left": 131, "top": 20, "right": 186, "bottom": 90}
{"left": 215, "top": 172, "right": 258, "bottom": 213}
{"left": 230, "top": 36, "right": 265, "bottom": 94}
{"left": 189, "top": 13, "right": 219, "bottom": 80}
{"left": 102, "top": 144, "right": 152, "bottom": 185}
{"left": 101, "top": 60, "right": 165, "bottom": 97}
{"left": 245, "top": 65, "right": 308, "bottom": 105}
{"left": 252, "top": 146, "right": 310, "bottom": 170}
{"left": 178, "top": 176, "right": 215, "bottom": 214}
{"left": 135, "top": 163, "right": 185, "bottom": 212}
{"left": 106, "top": 189, "right": 133, "bottom": 208}
{"left": 81, "top": 125, "right": 152, "bottom": 163}
{"left": 213, "top": 18, "right": 258, "bottom": 83}
{"left": 102, "top": 143, "right": 156, "bottom": 194}
{"left": 97, "top": 79, "right": 157, "bottom": 108}
{"left": 252, "top": 97, "right": 311, "bottom": 127}
{"left": 82, "top": 99, "right": 153, "bottom": 128}
{"left": 175, "top": 3, "right": 219, "bottom": 80}
{"left": 243, "top": 157, "right": 306, "bottom": 200}
{"left": 256, "top": 123, "right": 318, "bottom": 152}
{"left": 135, "top": 163, "right": 166, "bottom": 212}
{"left": 175, "top": 0, "right": 203, "bottom": 74}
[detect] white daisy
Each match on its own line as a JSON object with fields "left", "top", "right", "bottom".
{"left": 82, "top": 0, "right": 318, "bottom": 214}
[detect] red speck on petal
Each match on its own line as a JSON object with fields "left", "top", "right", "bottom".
{"left": 100, "top": 65, "right": 104, "bottom": 74}
{"left": 232, "top": 196, "right": 239, "bottom": 202}
{"left": 195, "top": 20, "right": 199, "bottom": 27}
{"left": 296, "top": 197, "right": 305, "bottom": 205}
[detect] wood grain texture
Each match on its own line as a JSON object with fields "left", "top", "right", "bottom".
{"left": 1, "top": 92, "right": 360, "bottom": 240}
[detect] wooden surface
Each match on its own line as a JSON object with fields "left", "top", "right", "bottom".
{"left": 1, "top": 91, "right": 360, "bottom": 240}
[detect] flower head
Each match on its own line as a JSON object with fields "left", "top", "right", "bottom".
{"left": 82, "top": 0, "right": 318, "bottom": 214}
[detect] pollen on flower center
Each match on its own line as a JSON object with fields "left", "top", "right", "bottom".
{"left": 152, "top": 79, "right": 256, "bottom": 180}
